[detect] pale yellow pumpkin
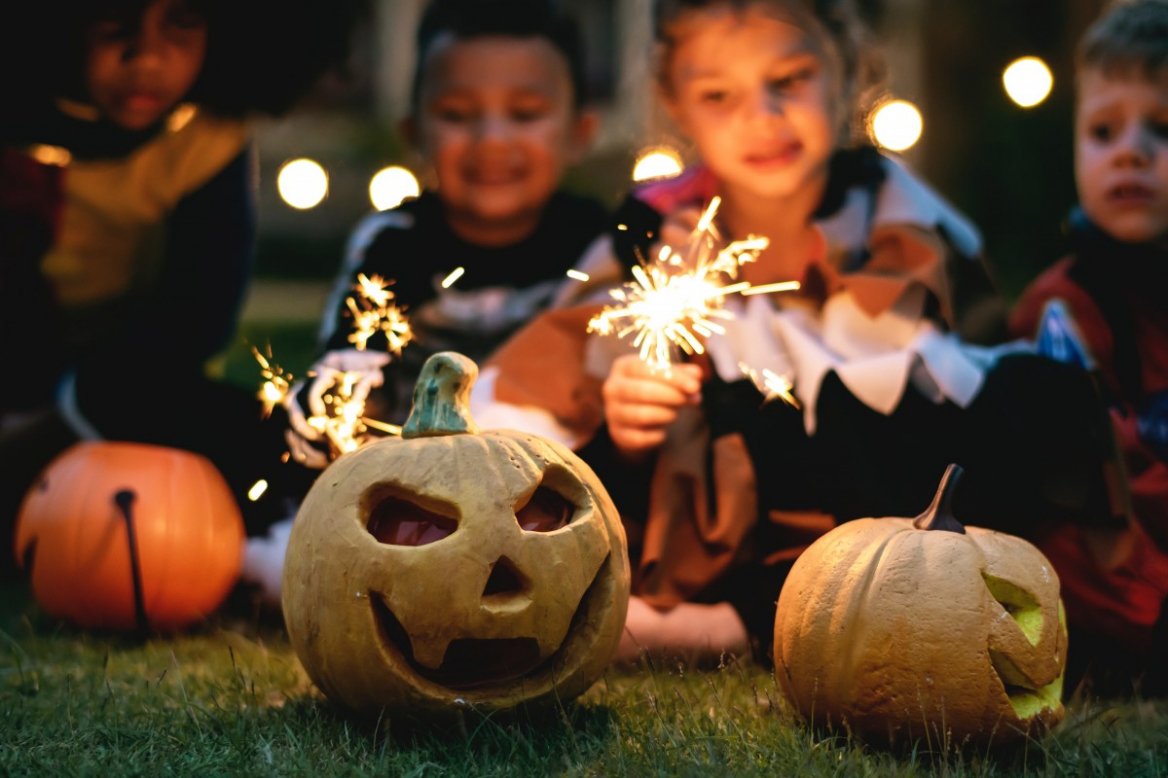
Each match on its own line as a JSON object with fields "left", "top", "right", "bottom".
{"left": 282, "top": 352, "right": 630, "bottom": 718}
{"left": 774, "top": 465, "right": 1066, "bottom": 746}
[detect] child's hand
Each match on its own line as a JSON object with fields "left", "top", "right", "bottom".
{"left": 283, "top": 349, "right": 390, "bottom": 469}
{"left": 603, "top": 354, "right": 702, "bottom": 457}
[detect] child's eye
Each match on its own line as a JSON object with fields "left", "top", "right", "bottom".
{"left": 1088, "top": 123, "right": 1114, "bottom": 142}
{"left": 510, "top": 101, "right": 551, "bottom": 122}
{"left": 1150, "top": 121, "right": 1168, "bottom": 140}
{"left": 768, "top": 67, "right": 814, "bottom": 93}
{"left": 432, "top": 105, "right": 475, "bottom": 123}
{"left": 699, "top": 90, "right": 729, "bottom": 105}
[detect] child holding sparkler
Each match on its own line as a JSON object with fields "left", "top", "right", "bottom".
{"left": 244, "top": 0, "right": 606, "bottom": 601}
{"left": 480, "top": 0, "right": 1126, "bottom": 664}
{"left": 0, "top": 0, "right": 360, "bottom": 576}
{"left": 282, "top": 0, "right": 607, "bottom": 467}
{"left": 1009, "top": 0, "right": 1168, "bottom": 697}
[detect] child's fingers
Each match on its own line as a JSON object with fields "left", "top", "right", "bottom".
{"left": 609, "top": 425, "right": 669, "bottom": 453}
{"left": 608, "top": 355, "right": 703, "bottom": 399}
{"left": 604, "top": 376, "right": 694, "bottom": 411}
{"left": 607, "top": 399, "right": 682, "bottom": 430}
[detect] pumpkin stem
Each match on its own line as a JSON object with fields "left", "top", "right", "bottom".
{"left": 402, "top": 352, "right": 481, "bottom": 439}
{"left": 912, "top": 463, "right": 966, "bottom": 534}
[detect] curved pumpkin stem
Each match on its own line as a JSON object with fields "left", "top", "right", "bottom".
{"left": 402, "top": 352, "right": 481, "bottom": 439}
{"left": 912, "top": 463, "right": 966, "bottom": 534}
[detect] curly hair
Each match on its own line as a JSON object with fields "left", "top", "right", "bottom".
{"left": 5, "top": 0, "right": 367, "bottom": 117}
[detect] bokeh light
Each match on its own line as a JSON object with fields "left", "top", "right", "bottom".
{"left": 868, "top": 99, "right": 924, "bottom": 152}
{"left": 369, "top": 165, "right": 421, "bottom": 211}
{"left": 632, "top": 147, "right": 684, "bottom": 182}
{"left": 1003, "top": 56, "right": 1054, "bottom": 108}
{"left": 277, "top": 158, "right": 329, "bottom": 210}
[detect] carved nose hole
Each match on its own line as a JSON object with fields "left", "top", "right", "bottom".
{"left": 483, "top": 556, "right": 526, "bottom": 598}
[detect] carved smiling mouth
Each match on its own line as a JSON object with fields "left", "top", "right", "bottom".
{"left": 370, "top": 555, "right": 609, "bottom": 691}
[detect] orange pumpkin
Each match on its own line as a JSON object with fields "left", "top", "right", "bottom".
{"left": 774, "top": 465, "right": 1067, "bottom": 746}
{"left": 14, "top": 441, "right": 244, "bottom": 631}
{"left": 283, "top": 352, "right": 630, "bottom": 718}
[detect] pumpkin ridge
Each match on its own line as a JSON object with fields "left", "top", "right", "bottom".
{"left": 827, "top": 521, "right": 908, "bottom": 708}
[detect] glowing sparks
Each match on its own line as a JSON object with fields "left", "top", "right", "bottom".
{"left": 740, "top": 362, "right": 800, "bottom": 408}
{"left": 345, "top": 273, "right": 412, "bottom": 355}
{"left": 305, "top": 370, "right": 370, "bottom": 456}
{"left": 441, "top": 267, "right": 466, "bottom": 288}
{"left": 566, "top": 269, "right": 590, "bottom": 282}
{"left": 587, "top": 197, "right": 798, "bottom": 373}
{"left": 255, "top": 271, "right": 415, "bottom": 465}
{"left": 741, "top": 281, "right": 802, "bottom": 296}
{"left": 253, "top": 345, "right": 293, "bottom": 418}
{"left": 247, "top": 480, "right": 269, "bottom": 501}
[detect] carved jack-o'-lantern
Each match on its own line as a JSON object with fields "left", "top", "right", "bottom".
{"left": 282, "top": 352, "right": 630, "bottom": 717}
{"left": 774, "top": 465, "right": 1066, "bottom": 745}
{"left": 14, "top": 441, "right": 244, "bottom": 631}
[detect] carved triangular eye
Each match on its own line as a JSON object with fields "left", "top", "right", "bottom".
{"left": 367, "top": 495, "right": 457, "bottom": 546}
{"left": 982, "top": 573, "right": 1042, "bottom": 645}
{"left": 515, "top": 486, "right": 573, "bottom": 532}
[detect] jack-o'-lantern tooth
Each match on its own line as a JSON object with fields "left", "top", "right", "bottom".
{"left": 411, "top": 633, "right": 452, "bottom": 670}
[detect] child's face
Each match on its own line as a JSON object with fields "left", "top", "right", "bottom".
{"left": 86, "top": 0, "right": 207, "bottom": 131}
{"left": 1075, "top": 68, "right": 1168, "bottom": 245}
{"left": 410, "top": 34, "right": 594, "bottom": 243}
{"left": 660, "top": 4, "right": 839, "bottom": 205}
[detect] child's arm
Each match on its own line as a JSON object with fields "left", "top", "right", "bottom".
{"left": 603, "top": 355, "right": 703, "bottom": 458}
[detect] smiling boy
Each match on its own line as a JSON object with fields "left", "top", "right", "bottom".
{"left": 1010, "top": 0, "right": 1168, "bottom": 696}
{"left": 285, "top": 0, "right": 605, "bottom": 449}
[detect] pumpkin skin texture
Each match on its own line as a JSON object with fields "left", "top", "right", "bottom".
{"left": 282, "top": 352, "right": 630, "bottom": 719}
{"left": 14, "top": 441, "right": 244, "bottom": 631}
{"left": 774, "top": 466, "right": 1067, "bottom": 746}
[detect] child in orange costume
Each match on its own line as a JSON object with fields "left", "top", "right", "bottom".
{"left": 1010, "top": 0, "right": 1168, "bottom": 696}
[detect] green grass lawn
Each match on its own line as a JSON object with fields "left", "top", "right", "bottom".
{"left": 3, "top": 582, "right": 1166, "bottom": 777}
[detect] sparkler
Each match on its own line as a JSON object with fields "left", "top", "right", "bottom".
{"left": 346, "top": 273, "right": 413, "bottom": 355}
{"left": 587, "top": 196, "right": 799, "bottom": 373}
{"left": 253, "top": 345, "right": 293, "bottom": 418}
{"left": 256, "top": 273, "right": 413, "bottom": 462}
{"left": 739, "top": 362, "right": 800, "bottom": 408}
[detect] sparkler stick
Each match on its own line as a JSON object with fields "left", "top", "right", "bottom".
{"left": 587, "top": 197, "right": 800, "bottom": 373}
